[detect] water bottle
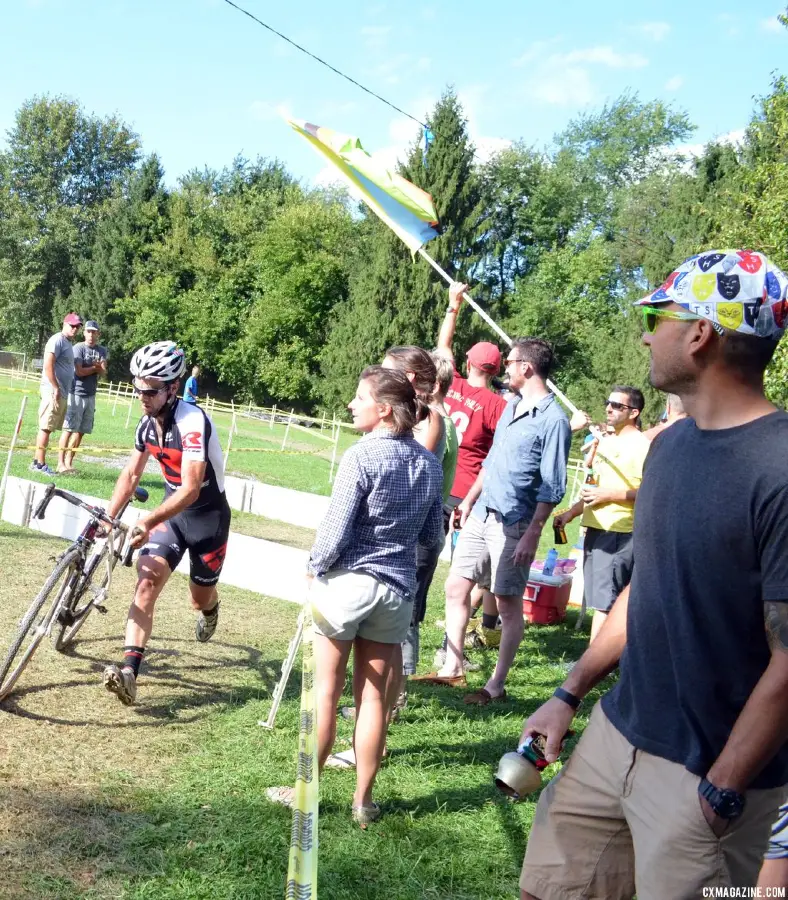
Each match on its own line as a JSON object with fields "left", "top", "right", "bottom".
{"left": 543, "top": 548, "right": 558, "bottom": 576}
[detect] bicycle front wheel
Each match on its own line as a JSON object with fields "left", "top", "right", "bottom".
{"left": 0, "top": 547, "right": 82, "bottom": 701}
{"left": 52, "top": 542, "right": 114, "bottom": 652}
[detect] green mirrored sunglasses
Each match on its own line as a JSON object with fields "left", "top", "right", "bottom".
{"left": 641, "top": 306, "right": 702, "bottom": 334}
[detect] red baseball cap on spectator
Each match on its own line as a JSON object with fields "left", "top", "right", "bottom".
{"left": 467, "top": 341, "right": 501, "bottom": 374}
{"left": 63, "top": 313, "right": 83, "bottom": 326}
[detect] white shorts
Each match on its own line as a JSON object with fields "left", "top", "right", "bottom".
{"left": 310, "top": 569, "right": 411, "bottom": 643}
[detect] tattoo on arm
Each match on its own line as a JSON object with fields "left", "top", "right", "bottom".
{"left": 764, "top": 602, "right": 788, "bottom": 653}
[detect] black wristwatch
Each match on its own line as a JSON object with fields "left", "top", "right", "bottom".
{"left": 698, "top": 778, "right": 746, "bottom": 820}
{"left": 553, "top": 687, "right": 581, "bottom": 710}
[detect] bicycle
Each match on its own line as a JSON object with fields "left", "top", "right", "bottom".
{"left": 0, "top": 482, "right": 149, "bottom": 701}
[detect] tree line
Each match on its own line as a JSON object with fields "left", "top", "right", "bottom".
{"left": 1, "top": 13, "right": 786, "bottom": 422}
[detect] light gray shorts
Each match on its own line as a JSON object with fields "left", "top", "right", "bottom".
{"left": 450, "top": 508, "right": 530, "bottom": 597}
{"left": 64, "top": 394, "right": 96, "bottom": 434}
{"left": 310, "top": 569, "right": 411, "bottom": 644}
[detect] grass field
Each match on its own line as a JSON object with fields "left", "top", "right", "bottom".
{"left": 0, "top": 376, "right": 359, "bottom": 497}
{"left": 0, "top": 522, "right": 604, "bottom": 900}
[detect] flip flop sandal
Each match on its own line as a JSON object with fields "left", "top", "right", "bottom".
{"left": 324, "top": 750, "right": 356, "bottom": 769}
{"left": 265, "top": 786, "right": 295, "bottom": 807}
{"left": 463, "top": 688, "right": 508, "bottom": 706}
{"left": 351, "top": 802, "right": 381, "bottom": 828}
{"left": 408, "top": 672, "right": 467, "bottom": 687}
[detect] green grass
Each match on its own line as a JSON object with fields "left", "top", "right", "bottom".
{"left": 0, "top": 524, "right": 606, "bottom": 900}
{"left": 0, "top": 376, "right": 358, "bottom": 496}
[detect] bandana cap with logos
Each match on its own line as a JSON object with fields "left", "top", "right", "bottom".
{"left": 634, "top": 250, "right": 788, "bottom": 340}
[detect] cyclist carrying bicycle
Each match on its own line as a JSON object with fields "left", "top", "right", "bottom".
{"left": 102, "top": 341, "right": 231, "bottom": 705}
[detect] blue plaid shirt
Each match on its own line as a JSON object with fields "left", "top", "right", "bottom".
{"left": 307, "top": 430, "right": 444, "bottom": 601}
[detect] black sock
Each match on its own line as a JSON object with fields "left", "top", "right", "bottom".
{"left": 482, "top": 613, "right": 498, "bottom": 629}
{"left": 203, "top": 603, "right": 219, "bottom": 619}
{"left": 122, "top": 646, "right": 145, "bottom": 677}
{"left": 469, "top": 604, "right": 481, "bottom": 619}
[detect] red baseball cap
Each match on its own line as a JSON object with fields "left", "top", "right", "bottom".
{"left": 467, "top": 341, "right": 501, "bottom": 374}
{"left": 63, "top": 313, "right": 83, "bottom": 326}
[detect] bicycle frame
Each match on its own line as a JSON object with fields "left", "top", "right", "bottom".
{"left": 34, "top": 483, "right": 149, "bottom": 632}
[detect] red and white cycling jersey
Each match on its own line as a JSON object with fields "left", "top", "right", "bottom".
{"left": 135, "top": 399, "right": 225, "bottom": 510}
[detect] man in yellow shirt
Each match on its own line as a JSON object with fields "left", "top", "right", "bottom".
{"left": 554, "top": 386, "right": 650, "bottom": 641}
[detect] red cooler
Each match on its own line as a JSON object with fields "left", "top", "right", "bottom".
{"left": 523, "top": 580, "right": 572, "bottom": 624}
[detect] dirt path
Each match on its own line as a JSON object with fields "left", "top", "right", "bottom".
{"left": 0, "top": 523, "right": 297, "bottom": 898}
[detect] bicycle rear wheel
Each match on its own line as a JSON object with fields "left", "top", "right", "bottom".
{"left": 52, "top": 543, "right": 114, "bottom": 652}
{"left": 0, "top": 547, "right": 82, "bottom": 701}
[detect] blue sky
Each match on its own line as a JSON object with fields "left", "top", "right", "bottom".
{"left": 1, "top": 0, "right": 786, "bottom": 186}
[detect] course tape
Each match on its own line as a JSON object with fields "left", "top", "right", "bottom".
{"left": 285, "top": 601, "right": 318, "bottom": 899}
{"left": 0, "top": 440, "right": 328, "bottom": 457}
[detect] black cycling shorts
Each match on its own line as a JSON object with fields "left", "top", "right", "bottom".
{"left": 139, "top": 496, "right": 231, "bottom": 587}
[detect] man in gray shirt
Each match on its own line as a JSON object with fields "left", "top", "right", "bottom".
{"left": 59, "top": 320, "right": 108, "bottom": 473}
{"left": 32, "top": 313, "right": 82, "bottom": 475}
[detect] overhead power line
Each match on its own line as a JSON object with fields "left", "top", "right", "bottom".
{"left": 221, "top": 0, "right": 428, "bottom": 130}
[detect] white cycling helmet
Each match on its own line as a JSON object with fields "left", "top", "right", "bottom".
{"left": 130, "top": 341, "right": 186, "bottom": 383}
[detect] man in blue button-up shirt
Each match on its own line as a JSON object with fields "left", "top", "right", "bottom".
{"left": 414, "top": 337, "right": 571, "bottom": 703}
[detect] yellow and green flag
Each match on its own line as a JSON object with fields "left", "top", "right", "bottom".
{"left": 288, "top": 119, "right": 440, "bottom": 253}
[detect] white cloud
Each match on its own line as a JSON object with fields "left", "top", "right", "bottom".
{"left": 664, "top": 75, "right": 683, "bottom": 92}
{"left": 720, "top": 128, "right": 746, "bottom": 146}
{"left": 517, "top": 41, "right": 648, "bottom": 70}
{"left": 512, "top": 36, "right": 564, "bottom": 67}
{"left": 474, "top": 136, "right": 514, "bottom": 163}
{"left": 558, "top": 46, "right": 648, "bottom": 69}
{"left": 760, "top": 15, "right": 785, "bottom": 33}
{"left": 515, "top": 40, "right": 647, "bottom": 107}
{"left": 372, "top": 54, "right": 410, "bottom": 85}
{"left": 248, "top": 100, "right": 292, "bottom": 122}
{"left": 630, "top": 21, "right": 671, "bottom": 42}
{"left": 388, "top": 115, "right": 419, "bottom": 146}
{"left": 671, "top": 127, "right": 746, "bottom": 169}
{"left": 526, "top": 66, "right": 597, "bottom": 106}
{"left": 416, "top": 56, "right": 432, "bottom": 72}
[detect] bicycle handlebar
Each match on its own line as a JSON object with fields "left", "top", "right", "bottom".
{"left": 33, "top": 483, "right": 148, "bottom": 528}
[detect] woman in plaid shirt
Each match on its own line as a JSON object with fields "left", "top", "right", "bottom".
{"left": 305, "top": 365, "right": 443, "bottom": 825}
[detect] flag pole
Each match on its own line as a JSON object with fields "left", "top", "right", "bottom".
{"left": 417, "top": 247, "right": 579, "bottom": 415}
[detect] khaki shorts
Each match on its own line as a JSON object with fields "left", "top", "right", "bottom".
{"left": 310, "top": 569, "right": 411, "bottom": 643}
{"left": 520, "top": 703, "right": 786, "bottom": 900}
{"left": 37, "top": 391, "right": 67, "bottom": 432}
{"left": 450, "top": 508, "right": 529, "bottom": 597}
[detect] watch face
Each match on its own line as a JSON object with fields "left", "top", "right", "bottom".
{"left": 718, "top": 790, "right": 745, "bottom": 819}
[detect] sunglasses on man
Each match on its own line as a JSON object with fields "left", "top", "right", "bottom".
{"left": 134, "top": 385, "right": 168, "bottom": 398}
{"left": 640, "top": 306, "right": 703, "bottom": 334}
{"left": 606, "top": 399, "right": 636, "bottom": 411}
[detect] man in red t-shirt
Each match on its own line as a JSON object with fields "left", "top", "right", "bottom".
{"left": 432, "top": 283, "right": 509, "bottom": 662}
{"left": 438, "top": 283, "right": 508, "bottom": 504}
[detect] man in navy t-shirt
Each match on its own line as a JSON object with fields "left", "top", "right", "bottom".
{"left": 518, "top": 250, "right": 788, "bottom": 899}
